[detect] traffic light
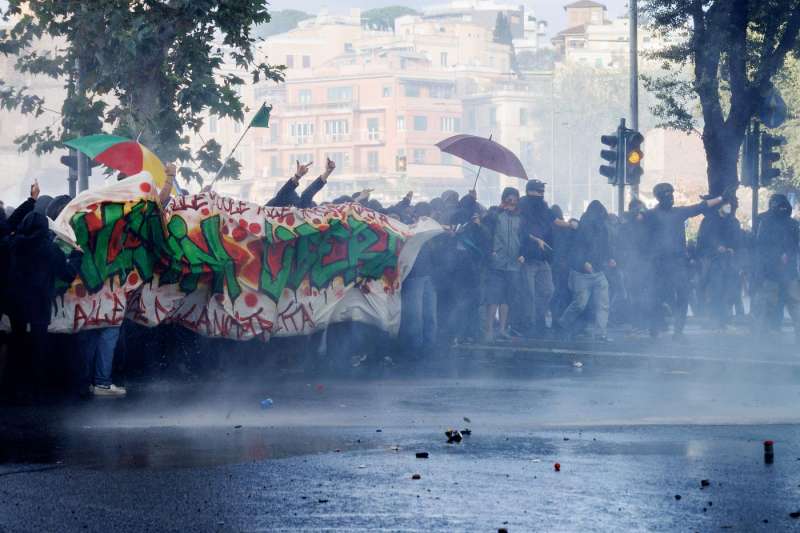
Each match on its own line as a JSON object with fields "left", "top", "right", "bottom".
{"left": 760, "top": 132, "right": 785, "bottom": 186}
{"left": 599, "top": 131, "right": 622, "bottom": 185}
{"left": 624, "top": 130, "right": 644, "bottom": 185}
{"left": 395, "top": 155, "right": 407, "bottom": 172}
{"left": 60, "top": 154, "right": 78, "bottom": 170}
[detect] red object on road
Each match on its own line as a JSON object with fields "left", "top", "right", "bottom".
{"left": 764, "top": 440, "right": 774, "bottom": 464}
{"left": 554, "top": 463, "right": 561, "bottom": 472}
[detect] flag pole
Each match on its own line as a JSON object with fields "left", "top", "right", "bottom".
{"left": 207, "top": 103, "right": 270, "bottom": 191}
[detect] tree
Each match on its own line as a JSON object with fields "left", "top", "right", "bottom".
{"left": 493, "top": 13, "right": 514, "bottom": 46}
{"left": 642, "top": 0, "right": 800, "bottom": 195}
{"left": 362, "top": 6, "right": 419, "bottom": 31}
{"left": 772, "top": 55, "right": 800, "bottom": 190}
{"left": 0, "top": 0, "right": 285, "bottom": 186}
{"left": 517, "top": 49, "right": 557, "bottom": 71}
{"left": 253, "top": 9, "right": 312, "bottom": 39}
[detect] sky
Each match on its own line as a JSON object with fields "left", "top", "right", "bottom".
{"left": 266, "top": 0, "right": 632, "bottom": 37}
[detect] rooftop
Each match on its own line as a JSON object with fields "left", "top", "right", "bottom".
{"left": 564, "top": 0, "right": 607, "bottom": 10}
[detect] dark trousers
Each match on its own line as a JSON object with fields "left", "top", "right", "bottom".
{"left": 7, "top": 319, "right": 49, "bottom": 392}
{"left": 650, "top": 256, "right": 690, "bottom": 335}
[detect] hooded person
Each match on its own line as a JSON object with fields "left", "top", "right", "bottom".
{"left": 557, "top": 200, "right": 615, "bottom": 341}
{"left": 617, "top": 198, "right": 651, "bottom": 330}
{"left": 4, "top": 212, "right": 80, "bottom": 397}
{"left": 697, "top": 197, "right": 743, "bottom": 328}
{"left": 516, "top": 179, "right": 557, "bottom": 336}
{"left": 481, "top": 187, "right": 523, "bottom": 340}
{"left": 644, "top": 182, "right": 727, "bottom": 339}
{"left": 753, "top": 193, "right": 800, "bottom": 340}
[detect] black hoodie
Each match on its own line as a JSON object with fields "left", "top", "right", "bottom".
{"left": 7, "top": 212, "right": 78, "bottom": 325}
{"left": 568, "top": 201, "right": 612, "bottom": 273}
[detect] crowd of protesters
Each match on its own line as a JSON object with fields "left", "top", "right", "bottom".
{"left": 0, "top": 158, "right": 798, "bottom": 403}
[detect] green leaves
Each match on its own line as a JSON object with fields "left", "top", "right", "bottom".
{"left": 0, "top": 0, "right": 284, "bottom": 186}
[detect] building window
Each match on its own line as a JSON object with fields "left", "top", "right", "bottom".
{"left": 413, "top": 149, "right": 426, "bottom": 164}
{"left": 383, "top": 86, "right": 392, "bottom": 97}
{"left": 302, "top": 55, "right": 311, "bottom": 68}
{"left": 489, "top": 107, "right": 497, "bottom": 128}
{"left": 344, "top": 42, "right": 354, "bottom": 53}
{"left": 327, "top": 86, "right": 353, "bottom": 103}
{"left": 270, "top": 155, "right": 280, "bottom": 177}
{"left": 298, "top": 89, "right": 312, "bottom": 105}
{"left": 325, "top": 119, "right": 349, "bottom": 141}
{"left": 289, "top": 153, "right": 313, "bottom": 167}
{"left": 466, "top": 109, "right": 476, "bottom": 131}
{"left": 208, "top": 115, "right": 218, "bottom": 134}
{"left": 519, "top": 108, "right": 528, "bottom": 126}
{"left": 413, "top": 116, "right": 428, "bottom": 131}
{"left": 290, "top": 122, "right": 314, "bottom": 144}
{"left": 430, "top": 84, "right": 454, "bottom": 99}
{"left": 270, "top": 121, "right": 280, "bottom": 143}
{"left": 367, "top": 151, "right": 379, "bottom": 172}
{"left": 404, "top": 84, "right": 420, "bottom": 97}
{"left": 440, "top": 52, "right": 448, "bottom": 67}
{"left": 396, "top": 116, "right": 405, "bottom": 132}
{"left": 286, "top": 55, "right": 294, "bottom": 68}
{"left": 440, "top": 117, "right": 460, "bottom": 132}
{"left": 367, "top": 118, "right": 380, "bottom": 140}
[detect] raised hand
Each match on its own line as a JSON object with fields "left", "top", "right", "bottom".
{"left": 30, "top": 180, "right": 40, "bottom": 200}
{"left": 295, "top": 160, "right": 313, "bottom": 180}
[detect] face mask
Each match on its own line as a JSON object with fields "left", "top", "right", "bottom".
{"left": 659, "top": 195, "right": 674, "bottom": 210}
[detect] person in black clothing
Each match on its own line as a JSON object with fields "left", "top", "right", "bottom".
{"left": 4, "top": 211, "right": 80, "bottom": 397}
{"left": 753, "top": 194, "right": 800, "bottom": 341}
{"left": 558, "top": 200, "right": 616, "bottom": 341}
{"left": 697, "top": 199, "right": 742, "bottom": 328}
{"left": 617, "top": 199, "right": 650, "bottom": 331}
{"left": 517, "top": 180, "right": 561, "bottom": 336}
{"left": 266, "top": 158, "right": 336, "bottom": 207}
{"left": 645, "top": 183, "right": 725, "bottom": 339}
{"left": 549, "top": 205, "right": 575, "bottom": 322}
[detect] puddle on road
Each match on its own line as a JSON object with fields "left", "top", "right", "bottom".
{"left": 0, "top": 425, "right": 376, "bottom": 470}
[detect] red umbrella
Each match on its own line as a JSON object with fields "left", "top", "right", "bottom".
{"left": 436, "top": 134, "right": 528, "bottom": 189}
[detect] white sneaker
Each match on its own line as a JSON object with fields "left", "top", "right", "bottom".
{"left": 92, "top": 384, "right": 127, "bottom": 397}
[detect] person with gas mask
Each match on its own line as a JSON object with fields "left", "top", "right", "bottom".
{"left": 697, "top": 198, "right": 742, "bottom": 329}
{"left": 753, "top": 194, "right": 800, "bottom": 342}
{"left": 645, "top": 183, "right": 727, "bottom": 340}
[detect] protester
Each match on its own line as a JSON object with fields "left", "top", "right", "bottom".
{"left": 557, "top": 200, "right": 615, "bottom": 341}
{"left": 482, "top": 187, "right": 523, "bottom": 340}
{"left": 644, "top": 183, "right": 726, "bottom": 340}
{"left": 517, "top": 180, "right": 557, "bottom": 337}
{"left": 753, "top": 193, "right": 800, "bottom": 342}
{"left": 697, "top": 198, "right": 742, "bottom": 329}
{"left": 267, "top": 158, "right": 336, "bottom": 207}
{"left": 617, "top": 199, "right": 650, "bottom": 332}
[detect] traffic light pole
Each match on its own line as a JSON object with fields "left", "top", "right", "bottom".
{"left": 629, "top": 0, "right": 639, "bottom": 199}
{"left": 77, "top": 152, "right": 90, "bottom": 192}
{"left": 617, "top": 118, "right": 626, "bottom": 216}
{"left": 750, "top": 122, "right": 760, "bottom": 228}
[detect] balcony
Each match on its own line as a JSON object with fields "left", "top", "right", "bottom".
{"left": 355, "top": 130, "right": 385, "bottom": 145}
{"left": 281, "top": 101, "right": 356, "bottom": 116}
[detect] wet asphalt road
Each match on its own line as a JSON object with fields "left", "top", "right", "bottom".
{"left": 2, "top": 331, "right": 800, "bottom": 532}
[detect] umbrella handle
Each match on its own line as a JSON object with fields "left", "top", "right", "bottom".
{"left": 472, "top": 166, "right": 483, "bottom": 191}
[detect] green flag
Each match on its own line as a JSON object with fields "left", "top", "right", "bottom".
{"left": 250, "top": 103, "right": 272, "bottom": 128}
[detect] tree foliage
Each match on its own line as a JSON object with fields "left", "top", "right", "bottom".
{"left": 253, "top": 9, "right": 312, "bottom": 39}
{"left": 642, "top": 0, "right": 800, "bottom": 195}
{"left": 0, "top": 0, "right": 285, "bottom": 185}
{"left": 492, "top": 13, "right": 514, "bottom": 46}
{"left": 362, "top": 6, "right": 419, "bottom": 31}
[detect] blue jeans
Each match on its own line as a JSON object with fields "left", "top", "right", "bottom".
{"left": 79, "top": 328, "right": 120, "bottom": 387}
{"left": 559, "top": 271, "right": 609, "bottom": 336}
{"left": 401, "top": 275, "right": 438, "bottom": 353}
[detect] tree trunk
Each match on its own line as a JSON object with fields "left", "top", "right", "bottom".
{"left": 702, "top": 122, "right": 744, "bottom": 196}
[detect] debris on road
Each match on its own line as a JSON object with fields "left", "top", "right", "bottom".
{"left": 446, "top": 429, "right": 463, "bottom": 443}
{"left": 389, "top": 445, "right": 400, "bottom": 452}
{"left": 790, "top": 511, "right": 800, "bottom": 519}
{"left": 412, "top": 474, "right": 421, "bottom": 480}
{"left": 572, "top": 361, "right": 583, "bottom": 368}
{"left": 376, "top": 429, "right": 383, "bottom": 433}
{"left": 464, "top": 417, "right": 472, "bottom": 423}
{"left": 318, "top": 499, "right": 329, "bottom": 504}
{"left": 498, "top": 529, "right": 508, "bottom": 533}
{"left": 234, "top": 425, "right": 242, "bottom": 429}
{"left": 554, "top": 463, "right": 561, "bottom": 472}
{"left": 259, "top": 398, "right": 274, "bottom": 409}
{"left": 531, "top": 459, "right": 541, "bottom": 463}
{"left": 674, "top": 495, "right": 682, "bottom": 501}
{"left": 462, "top": 428, "right": 472, "bottom": 436}
{"left": 416, "top": 452, "right": 429, "bottom": 459}
{"left": 357, "top": 465, "right": 366, "bottom": 469}
{"left": 701, "top": 479, "right": 710, "bottom": 488}
{"left": 764, "top": 440, "right": 775, "bottom": 464}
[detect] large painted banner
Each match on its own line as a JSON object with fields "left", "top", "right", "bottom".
{"left": 50, "top": 174, "right": 441, "bottom": 341}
